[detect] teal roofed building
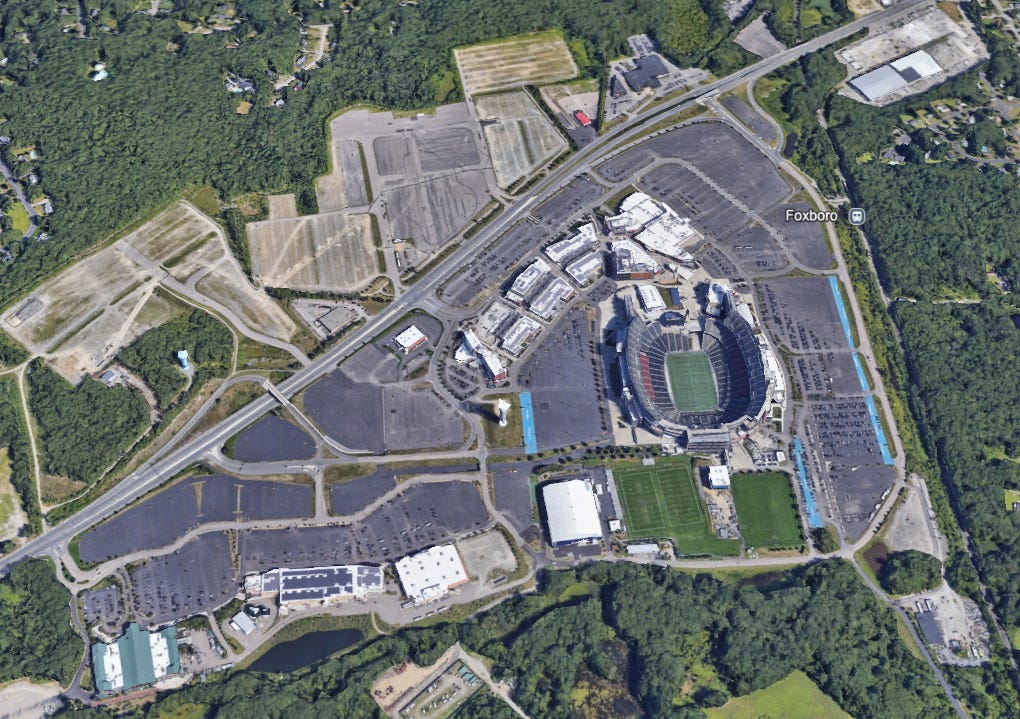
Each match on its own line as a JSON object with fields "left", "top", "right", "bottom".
{"left": 91, "top": 623, "right": 180, "bottom": 695}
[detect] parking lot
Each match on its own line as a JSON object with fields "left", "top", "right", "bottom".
{"left": 231, "top": 415, "right": 316, "bottom": 463}
{"left": 128, "top": 532, "right": 237, "bottom": 627}
{"left": 491, "top": 465, "right": 535, "bottom": 534}
{"left": 82, "top": 585, "right": 126, "bottom": 633}
{"left": 517, "top": 306, "right": 606, "bottom": 450}
{"left": 827, "top": 464, "right": 897, "bottom": 539}
{"left": 810, "top": 399, "right": 884, "bottom": 464}
{"left": 330, "top": 471, "right": 398, "bottom": 515}
{"left": 441, "top": 220, "right": 543, "bottom": 308}
{"left": 765, "top": 203, "right": 834, "bottom": 270}
{"left": 532, "top": 174, "right": 606, "bottom": 227}
{"left": 78, "top": 476, "right": 314, "bottom": 564}
{"left": 792, "top": 352, "right": 863, "bottom": 397}
{"left": 720, "top": 94, "right": 778, "bottom": 145}
{"left": 710, "top": 224, "right": 790, "bottom": 276}
{"left": 755, "top": 278, "right": 849, "bottom": 352}
{"left": 303, "top": 370, "right": 465, "bottom": 453}
{"left": 240, "top": 480, "right": 489, "bottom": 571}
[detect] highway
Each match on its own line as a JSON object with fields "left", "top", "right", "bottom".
{"left": 0, "top": 0, "right": 932, "bottom": 577}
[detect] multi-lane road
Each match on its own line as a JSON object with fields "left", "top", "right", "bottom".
{"left": 0, "top": 0, "right": 932, "bottom": 577}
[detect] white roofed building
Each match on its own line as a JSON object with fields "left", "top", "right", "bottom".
{"left": 478, "top": 347, "right": 507, "bottom": 381}
{"left": 394, "top": 325, "right": 428, "bottom": 353}
{"left": 395, "top": 545, "right": 469, "bottom": 605}
{"left": 245, "top": 565, "right": 384, "bottom": 607}
{"left": 541, "top": 479, "right": 603, "bottom": 546}
{"left": 544, "top": 223, "right": 599, "bottom": 264}
{"left": 611, "top": 240, "right": 659, "bottom": 279}
{"left": 606, "top": 193, "right": 701, "bottom": 260}
{"left": 708, "top": 465, "right": 731, "bottom": 490}
{"left": 499, "top": 315, "right": 542, "bottom": 356}
{"left": 565, "top": 251, "right": 604, "bottom": 286}
{"left": 529, "top": 277, "right": 575, "bottom": 321}
{"left": 636, "top": 284, "right": 666, "bottom": 313}
{"left": 507, "top": 258, "right": 553, "bottom": 304}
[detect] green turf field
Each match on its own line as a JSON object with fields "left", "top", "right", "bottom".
{"left": 731, "top": 473, "right": 803, "bottom": 549}
{"left": 665, "top": 351, "right": 717, "bottom": 412}
{"left": 614, "top": 457, "right": 739, "bottom": 556}
{"left": 706, "top": 670, "right": 851, "bottom": 719}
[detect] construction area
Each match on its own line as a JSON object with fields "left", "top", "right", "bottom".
{"left": 3, "top": 202, "right": 296, "bottom": 381}
{"left": 453, "top": 31, "right": 578, "bottom": 95}
{"left": 475, "top": 90, "right": 568, "bottom": 188}
{"left": 247, "top": 211, "right": 378, "bottom": 293}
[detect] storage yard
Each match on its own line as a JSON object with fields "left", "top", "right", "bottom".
{"left": 454, "top": 31, "right": 578, "bottom": 95}
{"left": 247, "top": 211, "right": 378, "bottom": 293}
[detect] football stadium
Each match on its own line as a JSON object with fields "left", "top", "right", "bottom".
{"left": 622, "top": 311, "right": 768, "bottom": 436}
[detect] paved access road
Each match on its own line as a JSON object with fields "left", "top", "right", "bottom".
{"left": 0, "top": 0, "right": 932, "bottom": 578}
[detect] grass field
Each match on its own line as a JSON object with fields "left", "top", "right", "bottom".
{"left": 665, "top": 351, "right": 718, "bottom": 412}
{"left": 706, "top": 670, "right": 851, "bottom": 719}
{"left": 6, "top": 203, "right": 31, "bottom": 234}
{"left": 614, "top": 457, "right": 739, "bottom": 556}
{"left": 731, "top": 473, "right": 803, "bottom": 549}
{"left": 1005, "top": 489, "right": 1020, "bottom": 512}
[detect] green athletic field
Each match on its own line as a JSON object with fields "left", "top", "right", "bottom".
{"left": 731, "top": 473, "right": 803, "bottom": 549}
{"left": 665, "top": 351, "right": 717, "bottom": 412}
{"left": 613, "top": 457, "right": 739, "bottom": 555}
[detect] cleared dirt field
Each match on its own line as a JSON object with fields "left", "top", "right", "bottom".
{"left": 540, "top": 79, "right": 599, "bottom": 126}
{"left": 475, "top": 90, "right": 568, "bottom": 188}
{"left": 454, "top": 31, "right": 578, "bottom": 95}
{"left": 457, "top": 529, "right": 517, "bottom": 583}
{"left": 247, "top": 212, "right": 377, "bottom": 293}
{"left": 316, "top": 139, "right": 370, "bottom": 212}
{"left": 267, "top": 193, "right": 298, "bottom": 220}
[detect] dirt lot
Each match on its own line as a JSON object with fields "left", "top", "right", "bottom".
{"left": 267, "top": 193, "right": 298, "bottom": 220}
{"left": 883, "top": 482, "right": 943, "bottom": 560}
{"left": 475, "top": 90, "right": 568, "bottom": 188}
{"left": 540, "top": 79, "right": 600, "bottom": 127}
{"left": 248, "top": 212, "right": 378, "bottom": 293}
{"left": 371, "top": 645, "right": 459, "bottom": 715}
{"left": 456, "top": 530, "right": 517, "bottom": 584}
{"left": 0, "top": 679, "right": 64, "bottom": 719}
{"left": 454, "top": 31, "right": 578, "bottom": 96}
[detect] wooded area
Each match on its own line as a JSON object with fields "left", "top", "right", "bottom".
{"left": 58, "top": 561, "right": 954, "bottom": 719}
{"left": 26, "top": 361, "right": 149, "bottom": 484}
{"left": 118, "top": 308, "right": 233, "bottom": 411}
{"left": 0, "top": 559, "right": 80, "bottom": 686}
{"left": 0, "top": 376, "right": 38, "bottom": 535}
{"left": 880, "top": 549, "right": 942, "bottom": 595}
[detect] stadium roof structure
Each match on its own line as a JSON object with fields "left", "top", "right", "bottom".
{"left": 623, "top": 314, "right": 768, "bottom": 436}
{"left": 395, "top": 545, "right": 469, "bottom": 604}
{"left": 92, "top": 623, "right": 180, "bottom": 694}
{"left": 541, "top": 479, "right": 603, "bottom": 546}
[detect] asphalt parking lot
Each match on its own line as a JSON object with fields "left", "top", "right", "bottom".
{"left": 810, "top": 399, "right": 884, "bottom": 464}
{"left": 231, "top": 415, "right": 316, "bottom": 463}
{"left": 793, "top": 352, "right": 863, "bottom": 397}
{"left": 240, "top": 480, "right": 489, "bottom": 571}
{"left": 720, "top": 95, "right": 778, "bottom": 145}
{"left": 128, "top": 532, "right": 237, "bottom": 627}
{"left": 441, "top": 220, "right": 539, "bottom": 308}
{"left": 640, "top": 162, "right": 750, "bottom": 238}
{"left": 491, "top": 466, "right": 535, "bottom": 533}
{"left": 517, "top": 306, "right": 605, "bottom": 450}
{"left": 828, "top": 464, "right": 897, "bottom": 540}
{"left": 330, "top": 471, "right": 398, "bottom": 515}
{"left": 78, "top": 476, "right": 313, "bottom": 564}
{"left": 712, "top": 224, "right": 790, "bottom": 276}
{"left": 82, "top": 586, "right": 126, "bottom": 632}
{"left": 755, "top": 278, "right": 848, "bottom": 352}
{"left": 532, "top": 174, "right": 606, "bottom": 226}
{"left": 765, "top": 203, "right": 834, "bottom": 271}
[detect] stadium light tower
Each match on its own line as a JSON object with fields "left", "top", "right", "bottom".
{"left": 496, "top": 398, "right": 512, "bottom": 427}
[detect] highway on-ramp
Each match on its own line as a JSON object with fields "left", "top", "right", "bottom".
{"left": 0, "top": 0, "right": 932, "bottom": 577}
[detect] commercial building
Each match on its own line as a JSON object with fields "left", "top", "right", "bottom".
{"left": 92, "top": 623, "right": 180, "bottom": 695}
{"left": 541, "top": 479, "right": 603, "bottom": 546}
{"left": 606, "top": 193, "right": 700, "bottom": 261}
{"left": 176, "top": 350, "right": 189, "bottom": 370}
{"left": 636, "top": 285, "right": 666, "bottom": 313}
{"left": 850, "top": 50, "right": 942, "bottom": 101}
{"left": 544, "top": 223, "right": 598, "bottom": 265}
{"left": 454, "top": 329, "right": 507, "bottom": 381}
{"left": 623, "top": 55, "right": 668, "bottom": 92}
{"left": 574, "top": 110, "right": 593, "bottom": 127}
{"left": 708, "top": 465, "right": 731, "bottom": 490}
{"left": 499, "top": 315, "right": 542, "bottom": 357}
{"left": 529, "top": 277, "right": 575, "bottom": 321}
{"left": 478, "top": 346, "right": 508, "bottom": 381}
{"left": 564, "top": 251, "right": 604, "bottom": 286}
{"left": 506, "top": 258, "right": 552, "bottom": 304}
{"left": 394, "top": 325, "right": 428, "bottom": 353}
{"left": 611, "top": 240, "right": 658, "bottom": 279}
{"left": 395, "top": 545, "right": 469, "bottom": 605}
{"left": 230, "top": 611, "right": 256, "bottom": 635}
{"left": 245, "top": 565, "right": 384, "bottom": 607}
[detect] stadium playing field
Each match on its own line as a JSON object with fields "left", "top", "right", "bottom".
{"left": 731, "top": 473, "right": 803, "bottom": 548}
{"left": 666, "top": 351, "right": 718, "bottom": 412}
{"left": 614, "top": 458, "right": 739, "bottom": 555}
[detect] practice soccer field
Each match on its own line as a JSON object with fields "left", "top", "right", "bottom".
{"left": 665, "top": 351, "right": 718, "bottom": 412}
{"left": 731, "top": 473, "right": 803, "bottom": 548}
{"left": 614, "top": 458, "right": 739, "bottom": 555}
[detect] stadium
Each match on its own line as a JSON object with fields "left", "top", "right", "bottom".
{"left": 622, "top": 311, "right": 768, "bottom": 436}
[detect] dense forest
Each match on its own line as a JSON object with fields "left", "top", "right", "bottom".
{"left": 26, "top": 361, "right": 149, "bottom": 484}
{"left": 880, "top": 549, "right": 943, "bottom": 595}
{"left": 0, "top": 559, "right": 81, "bottom": 686}
{"left": 0, "top": 0, "right": 754, "bottom": 310}
{"left": 118, "top": 308, "right": 233, "bottom": 411}
{"left": 0, "top": 375, "right": 38, "bottom": 535}
{"left": 58, "top": 561, "right": 954, "bottom": 719}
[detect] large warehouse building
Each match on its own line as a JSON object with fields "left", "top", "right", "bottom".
{"left": 850, "top": 50, "right": 943, "bottom": 101}
{"left": 245, "top": 564, "right": 384, "bottom": 607}
{"left": 395, "top": 544, "right": 469, "bottom": 605}
{"left": 541, "top": 478, "right": 603, "bottom": 546}
{"left": 92, "top": 623, "right": 180, "bottom": 695}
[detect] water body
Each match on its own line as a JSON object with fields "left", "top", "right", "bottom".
{"left": 248, "top": 629, "right": 363, "bottom": 674}
{"left": 782, "top": 132, "right": 798, "bottom": 159}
